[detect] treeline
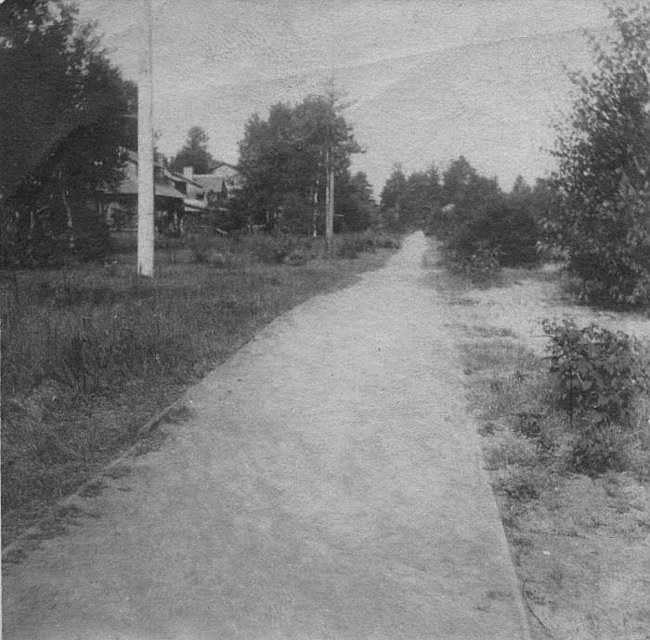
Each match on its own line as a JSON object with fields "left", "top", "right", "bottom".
{"left": 378, "top": 158, "right": 551, "bottom": 272}
{"left": 0, "top": 0, "right": 136, "bottom": 267}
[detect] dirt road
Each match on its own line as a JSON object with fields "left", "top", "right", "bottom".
{"left": 3, "top": 233, "right": 530, "bottom": 640}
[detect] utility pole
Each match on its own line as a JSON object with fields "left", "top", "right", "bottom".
{"left": 137, "top": 0, "right": 154, "bottom": 277}
{"left": 325, "top": 146, "right": 334, "bottom": 254}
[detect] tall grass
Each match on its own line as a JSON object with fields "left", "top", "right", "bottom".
{"left": 1, "top": 230, "right": 400, "bottom": 541}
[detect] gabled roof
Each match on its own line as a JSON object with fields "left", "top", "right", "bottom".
{"left": 193, "top": 175, "right": 227, "bottom": 192}
{"left": 169, "top": 170, "right": 203, "bottom": 189}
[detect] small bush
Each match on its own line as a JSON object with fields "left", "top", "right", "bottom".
{"left": 542, "top": 319, "right": 650, "bottom": 474}
{"left": 446, "top": 243, "right": 501, "bottom": 283}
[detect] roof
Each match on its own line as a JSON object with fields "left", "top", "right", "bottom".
{"left": 210, "top": 164, "right": 239, "bottom": 180}
{"left": 102, "top": 149, "right": 185, "bottom": 200}
{"left": 103, "top": 177, "right": 185, "bottom": 200}
{"left": 193, "top": 175, "right": 226, "bottom": 192}
{"left": 169, "top": 170, "right": 203, "bottom": 189}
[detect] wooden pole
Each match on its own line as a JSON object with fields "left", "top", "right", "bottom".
{"left": 137, "top": 0, "right": 154, "bottom": 277}
{"left": 326, "top": 147, "right": 334, "bottom": 254}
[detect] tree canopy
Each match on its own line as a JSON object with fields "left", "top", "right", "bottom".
{"left": 168, "top": 126, "right": 216, "bottom": 174}
{"left": 379, "top": 163, "right": 442, "bottom": 230}
{"left": 0, "top": 0, "right": 136, "bottom": 265}
{"left": 544, "top": 1, "right": 650, "bottom": 306}
{"left": 233, "top": 93, "right": 363, "bottom": 233}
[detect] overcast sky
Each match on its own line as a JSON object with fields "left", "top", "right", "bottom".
{"left": 77, "top": 0, "right": 610, "bottom": 195}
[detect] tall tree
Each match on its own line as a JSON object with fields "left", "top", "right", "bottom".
{"left": 0, "top": 0, "right": 136, "bottom": 265}
{"left": 336, "top": 171, "right": 377, "bottom": 231}
{"left": 234, "top": 93, "right": 361, "bottom": 232}
{"left": 545, "top": 1, "right": 650, "bottom": 305}
{"left": 168, "top": 126, "right": 215, "bottom": 174}
{"left": 379, "top": 164, "right": 407, "bottom": 212}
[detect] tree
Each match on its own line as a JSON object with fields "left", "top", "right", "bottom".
{"left": 168, "top": 126, "right": 215, "bottom": 174}
{"left": 234, "top": 93, "right": 361, "bottom": 232}
{"left": 0, "top": 0, "right": 136, "bottom": 266}
{"left": 336, "top": 171, "right": 377, "bottom": 231}
{"left": 544, "top": 2, "right": 650, "bottom": 306}
{"left": 378, "top": 164, "right": 407, "bottom": 231}
{"left": 401, "top": 165, "right": 442, "bottom": 228}
{"left": 428, "top": 156, "right": 502, "bottom": 239}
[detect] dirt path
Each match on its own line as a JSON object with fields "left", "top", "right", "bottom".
{"left": 2, "top": 232, "right": 530, "bottom": 640}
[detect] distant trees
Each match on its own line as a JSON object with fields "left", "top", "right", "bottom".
{"left": 233, "top": 93, "right": 365, "bottom": 233}
{"left": 336, "top": 171, "right": 377, "bottom": 232}
{"left": 0, "top": 0, "right": 136, "bottom": 266}
{"left": 379, "top": 163, "right": 441, "bottom": 230}
{"left": 379, "top": 156, "right": 543, "bottom": 269}
{"left": 544, "top": 2, "right": 650, "bottom": 306}
{"left": 168, "top": 126, "right": 216, "bottom": 174}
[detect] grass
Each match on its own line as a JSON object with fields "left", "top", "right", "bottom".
{"left": 426, "top": 247, "right": 650, "bottom": 638}
{"left": 459, "top": 329, "right": 650, "bottom": 639}
{"left": 1, "top": 229, "right": 401, "bottom": 545}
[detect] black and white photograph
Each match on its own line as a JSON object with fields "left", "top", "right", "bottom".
{"left": 1, "top": 1, "right": 649, "bottom": 638}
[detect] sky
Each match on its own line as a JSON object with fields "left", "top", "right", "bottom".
{"left": 76, "top": 0, "right": 611, "bottom": 195}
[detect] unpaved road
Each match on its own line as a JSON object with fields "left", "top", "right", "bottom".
{"left": 3, "top": 233, "right": 530, "bottom": 640}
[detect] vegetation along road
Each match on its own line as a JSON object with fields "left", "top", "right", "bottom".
{"left": 3, "top": 233, "right": 531, "bottom": 640}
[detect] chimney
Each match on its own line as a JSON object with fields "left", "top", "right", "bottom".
{"left": 183, "top": 166, "right": 193, "bottom": 181}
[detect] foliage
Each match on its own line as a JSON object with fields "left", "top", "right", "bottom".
{"left": 543, "top": 1, "right": 650, "bottom": 307}
{"left": 379, "top": 163, "right": 441, "bottom": 230}
{"left": 422, "top": 158, "right": 541, "bottom": 274}
{"left": 234, "top": 92, "right": 363, "bottom": 233}
{"left": 168, "top": 126, "right": 216, "bottom": 174}
{"left": 0, "top": 0, "right": 135, "bottom": 266}
{"left": 446, "top": 243, "right": 501, "bottom": 283}
{"left": 336, "top": 171, "right": 378, "bottom": 232}
{"left": 542, "top": 319, "right": 650, "bottom": 473}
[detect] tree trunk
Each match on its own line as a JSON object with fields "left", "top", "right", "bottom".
{"left": 61, "top": 185, "right": 75, "bottom": 250}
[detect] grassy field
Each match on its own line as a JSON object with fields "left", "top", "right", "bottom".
{"left": 1, "top": 230, "right": 401, "bottom": 545}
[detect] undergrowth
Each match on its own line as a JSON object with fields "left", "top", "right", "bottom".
{"left": 462, "top": 323, "right": 650, "bottom": 509}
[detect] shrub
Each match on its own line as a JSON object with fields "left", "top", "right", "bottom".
{"left": 542, "top": 319, "right": 650, "bottom": 474}
{"left": 446, "top": 242, "right": 501, "bottom": 283}
{"left": 448, "top": 201, "right": 539, "bottom": 268}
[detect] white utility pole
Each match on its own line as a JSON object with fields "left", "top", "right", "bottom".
{"left": 325, "top": 147, "right": 334, "bottom": 254}
{"left": 137, "top": 0, "right": 154, "bottom": 277}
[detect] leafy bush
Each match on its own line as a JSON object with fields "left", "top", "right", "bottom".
{"left": 446, "top": 242, "right": 501, "bottom": 283}
{"left": 542, "top": 319, "right": 650, "bottom": 474}
{"left": 449, "top": 202, "right": 539, "bottom": 268}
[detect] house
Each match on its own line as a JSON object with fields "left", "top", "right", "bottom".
{"left": 167, "top": 168, "right": 208, "bottom": 216}
{"left": 98, "top": 150, "right": 187, "bottom": 236}
{"left": 191, "top": 163, "right": 240, "bottom": 209}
